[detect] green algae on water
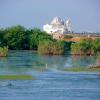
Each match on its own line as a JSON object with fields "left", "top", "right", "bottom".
{"left": 0, "top": 74, "right": 34, "bottom": 80}
{"left": 63, "top": 67, "right": 100, "bottom": 72}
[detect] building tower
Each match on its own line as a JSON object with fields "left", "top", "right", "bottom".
{"left": 66, "top": 20, "right": 72, "bottom": 32}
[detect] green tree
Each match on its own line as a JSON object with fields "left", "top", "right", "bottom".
{"left": 29, "top": 28, "right": 52, "bottom": 50}
{"left": 0, "top": 28, "right": 6, "bottom": 47}
{"left": 3, "top": 25, "right": 29, "bottom": 50}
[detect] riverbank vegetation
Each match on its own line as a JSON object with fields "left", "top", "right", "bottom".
{"left": 0, "top": 25, "right": 53, "bottom": 50}
{"left": 38, "top": 40, "right": 64, "bottom": 55}
{"left": 71, "top": 38, "right": 100, "bottom": 55}
{"left": 0, "top": 25, "right": 66, "bottom": 55}
{"left": 0, "top": 25, "right": 100, "bottom": 55}
{"left": 0, "top": 46, "right": 8, "bottom": 57}
{"left": 63, "top": 66, "right": 100, "bottom": 72}
{"left": 0, "top": 74, "right": 34, "bottom": 80}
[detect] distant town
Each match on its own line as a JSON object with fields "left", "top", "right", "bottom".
{"left": 43, "top": 17, "right": 100, "bottom": 41}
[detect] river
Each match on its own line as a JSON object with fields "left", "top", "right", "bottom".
{"left": 0, "top": 51, "right": 100, "bottom": 100}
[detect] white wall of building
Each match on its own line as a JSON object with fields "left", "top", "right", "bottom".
{"left": 43, "top": 17, "right": 72, "bottom": 34}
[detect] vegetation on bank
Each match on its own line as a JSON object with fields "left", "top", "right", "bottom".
{"left": 38, "top": 40, "right": 64, "bottom": 55}
{"left": 71, "top": 38, "right": 100, "bottom": 55}
{"left": 0, "top": 25, "right": 67, "bottom": 55}
{"left": 0, "top": 25, "right": 100, "bottom": 55}
{"left": 0, "top": 25, "right": 53, "bottom": 50}
{"left": 63, "top": 67, "right": 100, "bottom": 72}
{"left": 0, "top": 46, "right": 8, "bottom": 57}
{"left": 0, "top": 74, "right": 34, "bottom": 80}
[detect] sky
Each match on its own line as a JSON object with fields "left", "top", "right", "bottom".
{"left": 0, "top": 0, "right": 100, "bottom": 32}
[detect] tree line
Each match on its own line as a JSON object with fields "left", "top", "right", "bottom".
{"left": 0, "top": 25, "right": 100, "bottom": 56}
{"left": 0, "top": 25, "right": 53, "bottom": 50}
{"left": 0, "top": 25, "right": 67, "bottom": 55}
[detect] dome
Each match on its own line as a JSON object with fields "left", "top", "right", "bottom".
{"left": 66, "top": 20, "right": 71, "bottom": 27}
{"left": 65, "top": 19, "right": 72, "bottom": 32}
{"left": 51, "top": 17, "right": 64, "bottom": 25}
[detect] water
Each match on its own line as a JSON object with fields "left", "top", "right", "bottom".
{"left": 0, "top": 51, "right": 100, "bottom": 100}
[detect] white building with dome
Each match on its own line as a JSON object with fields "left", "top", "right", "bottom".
{"left": 43, "top": 17, "right": 72, "bottom": 35}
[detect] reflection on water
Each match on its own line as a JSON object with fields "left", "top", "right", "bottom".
{"left": 0, "top": 50, "right": 98, "bottom": 73}
{"left": 0, "top": 51, "right": 100, "bottom": 100}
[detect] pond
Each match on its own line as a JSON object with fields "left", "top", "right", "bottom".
{"left": 0, "top": 51, "right": 100, "bottom": 100}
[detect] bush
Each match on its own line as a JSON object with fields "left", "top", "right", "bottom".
{"left": 38, "top": 40, "right": 64, "bottom": 55}
{"left": 0, "top": 46, "right": 8, "bottom": 57}
{"left": 92, "top": 38, "right": 100, "bottom": 53}
{"left": 71, "top": 38, "right": 100, "bottom": 55}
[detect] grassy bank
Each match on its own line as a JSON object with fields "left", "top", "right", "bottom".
{"left": 0, "top": 74, "right": 34, "bottom": 80}
{"left": 63, "top": 67, "right": 100, "bottom": 72}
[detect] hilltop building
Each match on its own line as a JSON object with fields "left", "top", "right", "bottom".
{"left": 43, "top": 17, "right": 72, "bottom": 35}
